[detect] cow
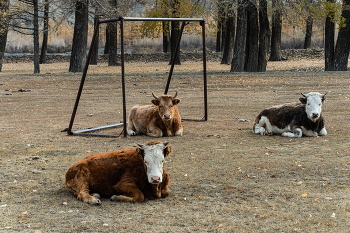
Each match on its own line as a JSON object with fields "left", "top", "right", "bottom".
{"left": 127, "top": 92, "right": 183, "bottom": 137}
{"left": 253, "top": 92, "right": 327, "bottom": 138}
{"left": 65, "top": 141, "right": 171, "bottom": 204}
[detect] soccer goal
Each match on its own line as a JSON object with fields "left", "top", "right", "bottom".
{"left": 67, "top": 17, "right": 208, "bottom": 137}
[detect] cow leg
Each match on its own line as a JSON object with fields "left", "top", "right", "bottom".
{"left": 175, "top": 129, "right": 183, "bottom": 136}
{"left": 110, "top": 179, "right": 145, "bottom": 202}
{"left": 65, "top": 169, "right": 101, "bottom": 205}
{"left": 282, "top": 128, "right": 302, "bottom": 138}
{"left": 127, "top": 119, "right": 137, "bottom": 136}
{"left": 253, "top": 116, "right": 273, "bottom": 135}
{"left": 147, "top": 125, "right": 163, "bottom": 137}
{"left": 319, "top": 127, "right": 327, "bottom": 136}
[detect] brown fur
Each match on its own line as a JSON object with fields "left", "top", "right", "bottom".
{"left": 127, "top": 94, "right": 183, "bottom": 137}
{"left": 65, "top": 141, "right": 171, "bottom": 204}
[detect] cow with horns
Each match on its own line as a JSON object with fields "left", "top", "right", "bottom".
{"left": 127, "top": 92, "right": 183, "bottom": 137}
{"left": 253, "top": 92, "right": 327, "bottom": 137}
{"left": 65, "top": 141, "right": 172, "bottom": 204}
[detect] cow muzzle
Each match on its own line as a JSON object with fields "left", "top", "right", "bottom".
{"left": 311, "top": 113, "right": 319, "bottom": 121}
{"left": 162, "top": 114, "right": 172, "bottom": 120}
{"left": 150, "top": 176, "right": 161, "bottom": 184}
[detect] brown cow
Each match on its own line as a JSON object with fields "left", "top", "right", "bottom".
{"left": 127, "top": 92, "right": 183, "bottom": 137}
{"left": 65, "top": 141, "right": 171, "bottom": 204}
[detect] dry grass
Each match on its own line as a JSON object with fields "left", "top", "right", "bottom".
{"left": 1, "top": 58, "right": 350, "bottom": 232}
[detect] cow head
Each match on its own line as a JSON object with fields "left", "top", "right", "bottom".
{"left": 151, "top": 92, "right": 180, "bottom": 122}
{"left": 137, "top": 141, "right": 172, "bottom": 184}
{"left": 299, "top": 92, "right": 326, "bottom": 122}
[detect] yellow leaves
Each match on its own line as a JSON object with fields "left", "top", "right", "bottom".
{"left": 301, "top": 193, "right": 308, "bottom": 198}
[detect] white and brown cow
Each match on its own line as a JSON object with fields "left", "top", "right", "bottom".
{"left": 65, "top": 141, "right": 171, "bottom": 204}
{"left": 127, "top": 92, "right": 183, "bottom": 137}
{"left": 253, "top": 92, "right": 327, "bottom": 137}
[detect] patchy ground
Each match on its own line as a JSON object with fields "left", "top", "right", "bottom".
{"left": 1, "top": 54, "right": 350, "bottom": 232}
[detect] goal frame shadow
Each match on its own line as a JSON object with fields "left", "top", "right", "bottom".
{"left": 66, "top": 17, "right": 208, "bottom": 137}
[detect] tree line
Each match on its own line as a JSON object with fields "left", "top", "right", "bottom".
{"left": 1, "top": 0, "right": 350, "bottom": 73}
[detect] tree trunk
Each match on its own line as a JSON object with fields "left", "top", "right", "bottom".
{"left": 269, "top": 0, "right": 282, "bottom": 61}
{"left": 108, "top": 22, "right": 118, "bottom": 66}
{"left": 324, "top": 0, "right": 335, "bottom": 71}
{"left": 230, "top": 0, "right": 247, "bottom": 72}
{"left": 162, "top": 21, "right": 170, "bottom": 53}
{"left": 107, "top": 0, "right": 118, "bottom": 66}
{"left": 0, "top": 0, "right": 10, "bottom": 72}
{"left": 170, "top": 21, "right": 181, "bottom": 65}
{"left": 216, "top": 0, "right": 225, "bottom": 52}
{"left": 221, "top": 2, "right": 235, "bottom": 65}
{"left": 169, "top": 0, "right": 181, "bottom": 65}
{"left": 334, "top": 0, "right": 350, "bottom": 71}
{"left": 69, "top": 0, "right": 88, "bottom": 72}
{"left": 104, "top": 26, "right": 110, "bottom": 54}
{"left": 245, "top": 0, "right": 259, "bottom": 72}
{"left": 303, "top": 15, "right": 313, "bottom": 49}
{"left": 40, "top": 0, "right": 49, "bottom": 64}
{"left": 90, "top": 15, "right": 99, "bottom": 65}
{"left": 33, "top": 0, "right": 40, "bottom": 74}
{"left": 258, "top": 0, "right": 271, "bottom": 72}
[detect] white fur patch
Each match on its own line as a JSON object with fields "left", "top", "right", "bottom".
{"left": 141, "top": 143, "right": 166, "bottom": 183}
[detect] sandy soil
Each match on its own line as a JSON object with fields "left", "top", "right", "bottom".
{"left": 1, "top": 57, "right": 350, "bottom": 232}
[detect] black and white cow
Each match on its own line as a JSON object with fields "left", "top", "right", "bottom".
{"left": 253, "top": 92, "right": 327, "bottom": 138}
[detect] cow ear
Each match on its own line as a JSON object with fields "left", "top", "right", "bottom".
{"left": 151, "top": 99, "right": 160, "bottom": 106}
{"left": 299, "top": 97, "right": 307, "bottom": 104}
{"left": 136, "top": 144, "right": 145, "bottom": 158}
{"left": 163, "top": 142, "right": 172, "bottom": 157}
{"left": 173, "top": 98, "right": 180, "bottom": 105}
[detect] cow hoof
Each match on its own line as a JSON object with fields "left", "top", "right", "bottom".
{"left": 110, "top": 195, "right": 117, "bottom": 201}
{"left": 91, "top": 199, "right": 101, "bottom": 205}
{"left": 127, "top": 130, "right": 137, "bottom": 136}
{"left": 92, "top": 193, "right": 100, "bottom": 199}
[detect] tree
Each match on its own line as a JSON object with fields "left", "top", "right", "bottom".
{"left": 221, "top": 1, "right": 235, "bottom": 65}
{"left": 39, "top": 0, "right": 49, "bottom": 64}
{"left": 216, "top": 0, "right": 225, "bottom": 52}
{"left": 69, "top": 0, "right": 88, "bottom": 72}
{"left": 169, "top": 0, "right": 181, "bottom": 65}
{"left": 33, "top": 0, "right": 40, "bottom": 73}
{"left": 230, "top": 0, "right": 269, "bottom": 72}
{"left": 324, "top": 0, "right": 335, "bottom": 71}
{"left": 333, "top": 0, "right": 350, "bottom": 71}
{"left": 230, "top": 0, "right": 247, "bottom": 72}
{"left": 258, "top": 0, "right": 270, "bottom": 72}
{"left": 245, "top": 0, "right": 259, "bottom": 72}
{"left": 141, "top": 0, "right": 205, "bottom": 64}
{"left": 303, "top": 0, "right": 313, "bottom": 49}
{"left": 0, "top": 0, "right": 10, "bottom": 72}
{"left": 269, "top": 0, "right": 282, "bottom": 61}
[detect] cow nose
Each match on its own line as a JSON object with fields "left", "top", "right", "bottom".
{"left": 312, "top": 113, "right": 319, "bottom": 118}
{"left": 151, "top": 176, "right": 160, "bottom": 183}
{"left": 163, "top": 114, "right": 171, "bottom": 119}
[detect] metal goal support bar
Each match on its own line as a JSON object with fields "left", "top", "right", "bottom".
{"left": 67, "top": 17, "right": 207, "bottom": 137}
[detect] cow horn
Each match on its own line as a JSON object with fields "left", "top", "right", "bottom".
{"left": 173, "top": 91, "right": 178, "bottom": 98}
{"left": 152, "top": 92, "right": 158, "bottom": 99}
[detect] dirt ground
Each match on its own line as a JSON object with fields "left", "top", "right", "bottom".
{"left": 1, "top": 56, "right": 350, "bottom": 232}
